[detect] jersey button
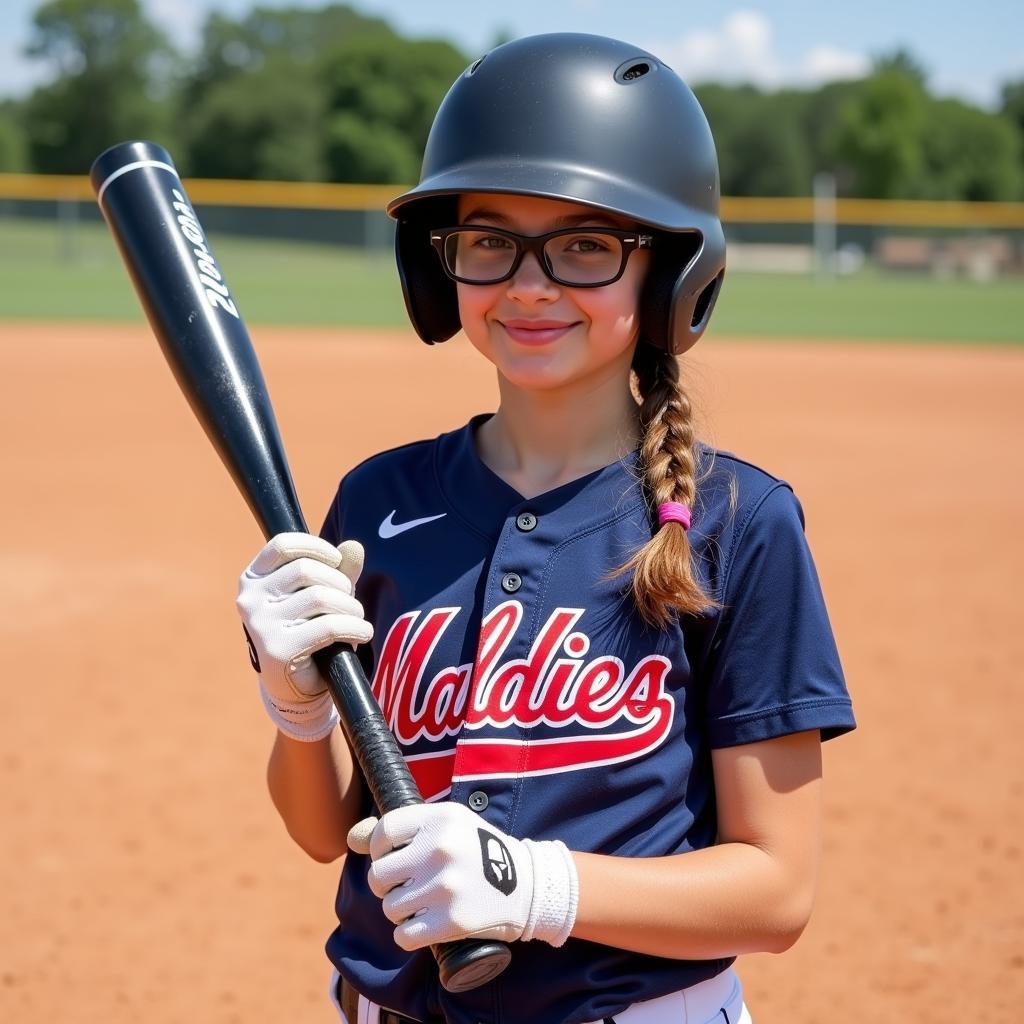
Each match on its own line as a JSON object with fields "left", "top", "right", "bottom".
{"left": 468, "top": 790, "right": 489, "bottom": 812}
{"left": 501, "top": 572, "right": 522, "bottom": 593}
{"left": 516, "top": 512, "right": 537, "bottom": 532}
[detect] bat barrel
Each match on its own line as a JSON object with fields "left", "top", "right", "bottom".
{"left": 90, "top": 140, "right": 305, "bottom": 539}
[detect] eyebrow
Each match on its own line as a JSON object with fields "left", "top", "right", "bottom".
{"left": 461, "top": 206, "right": 624, "bottom": 228}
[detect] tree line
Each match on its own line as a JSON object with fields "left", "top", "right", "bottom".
{"left": 0, "top": 0, "right": 1022, "bottom": 201}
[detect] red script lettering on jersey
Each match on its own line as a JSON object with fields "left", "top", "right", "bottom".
{"left": 370, "top": 600, "right": 674, "bottom": 800}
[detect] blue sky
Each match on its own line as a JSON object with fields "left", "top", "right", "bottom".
{"left": 1, "top": 0, "right": 1020, "bottom": 108}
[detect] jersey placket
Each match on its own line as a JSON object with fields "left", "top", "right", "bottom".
{"left": 449, "top": 499, "right": 549, "bottom": 832}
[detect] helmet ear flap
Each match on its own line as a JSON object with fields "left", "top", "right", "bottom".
{"left": 394, "top": 198, "right": 461, "bottom": 344}
{"left": 670, "top": 271, "right": 724, "bottom": 353}
{"left": 638, "top": 256, "right": 676, "bottom": 353}
{"left": 639, "top": 232, "right": 725, "bottom": 355}
{"left": 640, "top": 232, "right": 707, "bottom": 354}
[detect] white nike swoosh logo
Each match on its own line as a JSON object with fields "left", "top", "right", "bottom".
{"left": 378, "top": 510, "right": 447, "bottom": 539}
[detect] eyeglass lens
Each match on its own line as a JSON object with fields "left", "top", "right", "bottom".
{"left": 444, "top": 230, "right": 626, "bottom": 285}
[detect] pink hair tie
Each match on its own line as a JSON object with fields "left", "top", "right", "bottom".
{"left": 658, "top": 501, "right": 692, "bottom": 530}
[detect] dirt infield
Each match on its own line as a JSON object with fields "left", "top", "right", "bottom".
{"left": 1, "top": 323, "right": 1021, "bottom": 1024}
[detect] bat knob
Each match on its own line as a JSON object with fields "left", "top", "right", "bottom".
{"left": 91, "top": 140, "right": 181, "bottom": 209}
{"left": 434, "top": 939, "right": 513, "bottom": 992}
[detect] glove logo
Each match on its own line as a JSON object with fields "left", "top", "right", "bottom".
{"left": 242, "top": 625, "right": 261, "bottom": 673}
{"left": 477, "top": 829, "right": 517, "bottom": 895}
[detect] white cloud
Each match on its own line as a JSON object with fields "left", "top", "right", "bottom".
{"left": 658, "top": 11, "right": 780, "bottom": 87}
{"left": 652, "top": 9, "right": 868, "bottom": 89}
{"left": 802, "top": 45, "right": 870, "bottom": 83}
{"left": 0, "top": 38, "right": 49, "bottom": 99}
{"left": 146, "top": 0, "right": 206, "bottom": 52}
{"left": 931, "top": 51, "right": 1024, "bottom": 111}
{"left": 724, "top": 9, "right": 774, "bottom": 62}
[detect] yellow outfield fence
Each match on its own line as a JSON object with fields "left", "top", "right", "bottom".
{"left": 4, "top": 172, "right": 1023, "bottom": 279}
{"left": 722, "top": 196, "right": 1024, "bottom": 228}
{"left": 0, "top": 173, "right": 399, "bottom": 210}
{"left": 3, "top": 172, "right": 1024, "bottom": 226}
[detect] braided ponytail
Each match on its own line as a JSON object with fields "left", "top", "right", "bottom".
{"left": 616, "top": 342, "right": 719, "bottom": 628}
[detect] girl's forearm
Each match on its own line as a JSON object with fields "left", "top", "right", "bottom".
{"left": 266, "top": 728, "right": 362, "bottom": 863}
{"left": 571, "top": 841, "right": 818, "bottom": 959}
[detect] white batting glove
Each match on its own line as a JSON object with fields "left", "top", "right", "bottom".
{"left": 347, "top": 804, "right": 579, "bottom": 952}
{"left": 236, "top": 532, "right": 373, "bottom": 742}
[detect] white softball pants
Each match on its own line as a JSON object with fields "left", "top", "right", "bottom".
{"left": 329, "top": 964, "right": 752, "bottom": 1024}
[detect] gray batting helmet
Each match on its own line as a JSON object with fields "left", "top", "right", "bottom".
{"left": 387, "top": 32, "right": 726, "bottom": 355}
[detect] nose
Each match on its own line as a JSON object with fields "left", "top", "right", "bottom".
{"left": 505, "top": 250, "right": 559, "bottom": 302}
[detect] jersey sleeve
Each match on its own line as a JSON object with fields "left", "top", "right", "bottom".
{"left": 702, "top": 482, "right": 855, "bottom": 747}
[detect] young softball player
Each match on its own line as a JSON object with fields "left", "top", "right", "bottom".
{"left": 236, "top": 32, "right": 855, "bottom": 1024}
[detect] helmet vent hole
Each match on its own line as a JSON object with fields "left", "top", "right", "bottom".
{"left": 615, "top": 60, "right": 652, "bottom": 83}
{"left": 691, "top": 274, "right": 723, "bottom": 329}
{"left": 465, "top": 56, "right": 485, "bottom": 77}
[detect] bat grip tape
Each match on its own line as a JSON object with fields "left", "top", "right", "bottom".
{"left": 314, "top": 644, "right": 421, "bottom": 811}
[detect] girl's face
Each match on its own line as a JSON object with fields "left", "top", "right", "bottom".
{"left": 454, "top": 192, "right": 650, "bottom": 395}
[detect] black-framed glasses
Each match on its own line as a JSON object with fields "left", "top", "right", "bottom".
{"left": 430, "top": 225, "right": 654, "bottom": 288}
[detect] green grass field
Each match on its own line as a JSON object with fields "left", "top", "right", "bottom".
{"left": 1, "top": 217, "right": 1021, "bottom": 343}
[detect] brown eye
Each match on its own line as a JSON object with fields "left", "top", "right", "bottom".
{"left": 475, "top": 235, "right": 514, "bottom": 250}
{"left": 565, "top": 236, "right": 612, "bottom": 254}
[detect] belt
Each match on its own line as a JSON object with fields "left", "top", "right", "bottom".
{"left": 335, "top": 977, "right": 443, "bottom": 1024}
{"left": 331, "top": 967, "right": 744, "bottom": 1024}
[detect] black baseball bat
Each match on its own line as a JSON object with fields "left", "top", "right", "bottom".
{"left": 91, "top": 140, "right": 511, "bottom": 993}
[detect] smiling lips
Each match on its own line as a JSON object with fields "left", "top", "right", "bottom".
{"left": 500, "top": 319, "right": 580, "bottom": 345}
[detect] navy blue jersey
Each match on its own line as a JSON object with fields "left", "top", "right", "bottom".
{"left": 321, "top": 413, "right": 854, "bottom": 1024}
